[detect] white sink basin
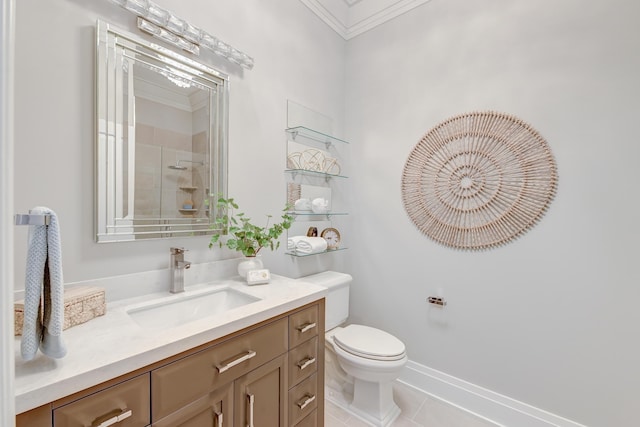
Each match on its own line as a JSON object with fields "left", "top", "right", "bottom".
{"left": 127, "top": 286, "right": 261, "bottom": 329}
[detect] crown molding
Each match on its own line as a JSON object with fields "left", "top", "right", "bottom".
{"left": 300, "top": 0, "right": 349, "bottom": 39}
{"left": 301, "top": 0, "right": 432, "bottom": 40}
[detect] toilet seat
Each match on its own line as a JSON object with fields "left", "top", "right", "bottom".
{"left": 333, "top": 324, "right": 406, "bottom": 361}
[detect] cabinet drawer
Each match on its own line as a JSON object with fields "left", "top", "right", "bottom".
{"left": 289, "top": 305, "right": 319, "bottom": 349}
{"left": 53, "top": 374, "right": 150, "bottom": 427}
{"left": 152, "top": 318, "right": 287, "bottom": 421}
{"left": 295, "top": 409, "right": 317, "bottom": 427}
{"left": 288, "top": 373, "right": 318, "bottom": 426}
{"left": 16, "top": 404, "right": 51, "bottom": 427}
{"left": 288, "top": 336, "right": 318, "bottom": 388}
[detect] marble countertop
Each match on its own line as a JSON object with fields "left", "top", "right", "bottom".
{"left": 14, "top": 274, "right": 327, "bottom": 414}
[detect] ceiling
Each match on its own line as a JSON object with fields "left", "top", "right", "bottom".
{"left": 300, "top": 0, "right": 432, "bottom": 40}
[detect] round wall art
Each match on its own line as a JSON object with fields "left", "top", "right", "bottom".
{"left": 401, "top": 111, "right": 558, "bottom": 250}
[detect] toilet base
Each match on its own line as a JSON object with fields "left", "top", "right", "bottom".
{"left": 349, "top": 377, "right": 401, "bottom": 427}
{"left": 325, "top": 380, "right": 401, "bottom": 427}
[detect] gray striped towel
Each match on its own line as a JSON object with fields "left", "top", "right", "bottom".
{"left": 21, "top": 207, "right": 67, "bottom": 360}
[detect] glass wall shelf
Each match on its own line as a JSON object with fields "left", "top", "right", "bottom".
{"left": 286, "top": 126, "right": 349, "bottom": 148}
{"left": 287, "top": 212, "right": 348, "bottom": 218}
{"left": 285, "top": 247, "right": 348, "bottom": 257}
{"left": 285, "top": 169, "right": 348, "bottom": 180}
{"left": 179, "top": 186, "right": 198, "bottom": 192}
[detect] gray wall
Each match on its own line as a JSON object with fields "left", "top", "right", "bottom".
{"left": 344, "top": 1, "right": 640, "bottom": 426}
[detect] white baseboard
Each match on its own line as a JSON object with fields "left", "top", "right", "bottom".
{"left": 398, "top": 360, "right": 587, "bottom": 427}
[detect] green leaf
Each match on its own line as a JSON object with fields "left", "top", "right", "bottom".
{"left": 209, "top": 195, "right": 293, "bottom": 257}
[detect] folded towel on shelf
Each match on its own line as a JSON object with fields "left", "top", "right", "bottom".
{"left": 295, "top": 236, "right": 328, "bottom": 255}
{"left": 21, "top": 207, "right": 67, "bottom": 361}
{"left": 287, "top": 236, "right": 305, "bottom": 250}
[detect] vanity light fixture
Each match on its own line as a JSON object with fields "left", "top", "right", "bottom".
{"left": 137, "top": 18, "right": 199, "bottom": 55}
{"left": 108, "top": 0, "right": 255, "bottom": 69}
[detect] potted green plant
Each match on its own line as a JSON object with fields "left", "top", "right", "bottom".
{"left": 209, "top": 196, "right": 293, "bottom": 278}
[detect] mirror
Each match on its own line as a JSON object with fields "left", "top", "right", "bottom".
{"left": 95, "top": 21, "right": 228, "bottom": 242}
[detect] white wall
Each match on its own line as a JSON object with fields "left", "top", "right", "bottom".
{"left": 11, "top": 0, "right": 640, "bottom": 425}
{"left": 344, "top": 0, "right": 640, "bottom": 426}
{"left": 12, "top": 0, "right": 346, "bottom": 285}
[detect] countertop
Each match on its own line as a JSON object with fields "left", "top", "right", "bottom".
{"left": 14, "top": 274, "right": 327, "bottom": 414}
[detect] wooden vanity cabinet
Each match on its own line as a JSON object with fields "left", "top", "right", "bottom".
{"left": 234, "top": 354, "right": 287, "bottom": 426}
{"left": 151, "top": 383, "right": 232, "bottom": 427}
{"left": 151, "top": 318, "right": 288, "bottom": 421}
{"left": 288, "top": 336, "right": 318, "bottom": 387}
{"left": 289, "top": 304, "right": 319, "bottom": 349}
{"left": 295, "top": 410, "right": 318, "bottom": 427}
{"left": 288, "top": 304, "right": 324, "bottom": 427}
{"left": 53, "top": 374, "right": 150, "bottom": 427}
{"left": 16, "top": 299, "right": 325, "bottom": 427}
{"left": 16, "top": 404, "right": 51, "bottom": 427}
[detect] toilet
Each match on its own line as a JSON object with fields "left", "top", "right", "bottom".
{"left": 299, "top": 271, "right": 407, "bottom": 427}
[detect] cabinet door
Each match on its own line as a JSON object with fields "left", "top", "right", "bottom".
{"left": 234, "top": 354, "right": 286, "bottom": 427}
{"left": 152, "top": 383, "right": 232, "bottom": 427}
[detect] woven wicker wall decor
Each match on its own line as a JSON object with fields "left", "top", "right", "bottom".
{"left": 401, "top": 111, "right": 558, "bottom": 250}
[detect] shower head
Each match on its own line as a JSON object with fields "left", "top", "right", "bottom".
{"left": 168, "top": 160, "right": 204, "bottom": 170}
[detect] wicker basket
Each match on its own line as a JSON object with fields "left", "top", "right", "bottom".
{"left": 14, "top": 286, "right": 106, "bottom": 336}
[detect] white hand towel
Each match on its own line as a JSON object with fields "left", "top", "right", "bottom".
{"left": 21, "top": 207, "right": 67, "bottom": 361}
{"left": 295, "top": 236, "right": 328, "bottom": 255}
{"left": 287, "top": 235, "right": 305, "bottom": 250}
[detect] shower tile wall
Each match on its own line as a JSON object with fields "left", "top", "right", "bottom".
{"left": 157, "top": 127, "right": 191, "bottom": 216}
{"left": 134, "top": 123, "right": 196, "bottom": 218}
{"left": 191, "top": 131, "right": 207, "bottom": 214}
{"left": 134, "top": 135, "right": 162, "bottom": 218}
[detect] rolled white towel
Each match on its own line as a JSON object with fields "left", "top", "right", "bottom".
{"left": 295, "top": 236, "right": 328, "bottom": 254}
{"left": 288, "top": 235, "right": 305, "bottom": 250}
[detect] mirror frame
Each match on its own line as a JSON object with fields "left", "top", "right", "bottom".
{"left": 95, "top": 20, "right": 228, "bottom": 242}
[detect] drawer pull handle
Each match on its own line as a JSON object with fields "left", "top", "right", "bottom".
{"left": 296, "top": 394, "right": 316, "bottom": 410}
{"left": 296, "top": 322, "right": 316, "bottom": 334}
{"left": 216, "top": 350, "right": 257, "bottom": 373}
{"left": 91, "top": 408, "right": 132, "bottom": 427}
{"left": 214, "top": 410, "right": 223, "bottom": 427}
{"left": 246, "top": 393, "right": 255, "bottom": 427}
{"left": 296, "top": 357, "right": 316, "bottom": 371}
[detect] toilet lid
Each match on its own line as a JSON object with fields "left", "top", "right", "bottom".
{"left": 333, "top": 324, "right": 406, "bottom": 361}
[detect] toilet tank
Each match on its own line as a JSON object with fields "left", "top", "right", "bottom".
{"left": 298, "top": 271, "right": 351, "bottom": 331}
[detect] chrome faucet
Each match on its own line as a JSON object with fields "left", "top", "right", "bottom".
{"left": 170, "top": 247, "right": 191, "bottom": 293}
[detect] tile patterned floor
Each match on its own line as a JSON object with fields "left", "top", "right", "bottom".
{"left": 325, "top": 381, "right": 499, "bottom": 427}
